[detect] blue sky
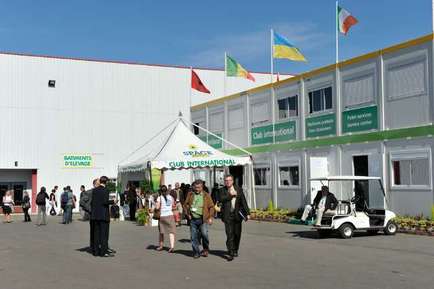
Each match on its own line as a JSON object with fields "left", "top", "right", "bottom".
{"left": 0, "top": 0, "right": 432, "bottom": 74}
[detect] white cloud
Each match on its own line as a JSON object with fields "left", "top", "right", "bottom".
{"left": 187, "top": 21, "right": 329, "bottom": 68}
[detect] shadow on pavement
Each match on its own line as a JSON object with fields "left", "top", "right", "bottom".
{"left": 75, "top": 246, "right": 93, "bottom": 255}
{"left": 177, "top": 238, "right": 191, "bottom": 243}
{"left": 286, "top": 230, "right": 321, "bottom": 239}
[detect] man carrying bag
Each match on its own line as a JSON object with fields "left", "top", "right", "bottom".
{"left": 219, "top": 174, "right": 250, "bottom": 261}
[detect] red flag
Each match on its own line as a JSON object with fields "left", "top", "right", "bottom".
{"left": 191, "top": 70, "right": 210, "bottom": 94}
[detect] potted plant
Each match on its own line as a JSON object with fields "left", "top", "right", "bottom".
{"left": 136, "top": 208, "right": 149, "bottom": 226}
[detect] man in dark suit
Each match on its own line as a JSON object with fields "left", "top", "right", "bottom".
{"left": 91, "top": 176, "right": 114, "bottom": 257}
{"left": 219, "top": 174, "right": 250, "bottom": 261}
{"left": 301, "top": 185, "right": 338, "bottom": 226}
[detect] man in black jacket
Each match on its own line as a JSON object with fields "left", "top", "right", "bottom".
{"left": 91, "top": 176, "right": 114, "bottom": 257}
{"left": 301, "top": 186, "right": 338, "bottom": 226}
{"left": 219, "top": 174, "right": 250, "bottom": 261}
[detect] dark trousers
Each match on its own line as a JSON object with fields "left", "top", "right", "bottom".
{"left": 92, "top": 220, "right": 110, "bottom": 256}
{"left": 89, "top": 220, "right": 95, "bottom": 249}
{"left": 129, "top": 202, "right": 136, "bottom": 221}
{"left": 224, "top": 214, "right": 242, "bottom": 254}
{"left": 23, "top": 208, "right": 31, "bottom": 222}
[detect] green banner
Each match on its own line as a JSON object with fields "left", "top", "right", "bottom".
{"left": 63, "top": 154, "right": 93, "bottom": 168}
{"left": 199, "top": 133, "right": 223, "bottom": 149}
{"left": 306, "top": 114, "right": 336, "bottom": 138}
{"left": 342, "top": 105, "right": 378, "bottom": 133}
{"left": 251, "top": 121, "right": 296, "bottom": 145}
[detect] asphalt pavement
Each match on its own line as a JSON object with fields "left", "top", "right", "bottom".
{"left": 1, "top": 215, "right": 433, "bottom": 289}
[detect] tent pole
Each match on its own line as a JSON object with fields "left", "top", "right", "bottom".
{"left": 182, "top": 118, "right": 252, "bottom": 156}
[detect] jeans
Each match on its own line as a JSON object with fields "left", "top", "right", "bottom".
{"left": 63, "top": 205, "right": 73, "bottom": 224}
{"left": 190, "top": 218, "right": 209, "bottom": 255}
{"left": 37, "top": 205, "right": 47, "bottom": 225}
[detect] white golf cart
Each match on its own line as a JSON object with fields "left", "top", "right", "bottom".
{"left": 308, "top": 176, "right": 397, "bottom": 239}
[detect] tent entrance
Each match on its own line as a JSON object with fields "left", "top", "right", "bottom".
{"left": 229, "top": 165, "right": 244, "bottom": 188}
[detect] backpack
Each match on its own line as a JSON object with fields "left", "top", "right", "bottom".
{"left": 36, "top": 193, "right": 46, "bottom": 206}
{"left": 61, "top": 192, "right": 69, "bottom": 208}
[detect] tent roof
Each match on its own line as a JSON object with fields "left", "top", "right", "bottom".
{"left": 119, "top": 119, "right": 251, "bottom": 172}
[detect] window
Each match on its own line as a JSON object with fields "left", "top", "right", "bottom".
{"left": 277, "top": 95, "right": 298, "bottom": 119}
{"left": 279, "top": 165, "right": 300, "bottom": 187}
{"left": 193, "top": 123, "right": 200, "bottom": 135}
{"left": 254, "top": 167, "right": 271, "bottom": 186}
{"left": 229, "top": 106, "right": 244, "bottom": 130}
{"left": 251, "top": 101, "right": 269, "bottom": 125}
{"left": 193, "top": 170, "right": 207, "bottom": 182}
{"left": 344, "top": 74, "right": 375, "bottom": 107}
{"left": 392, "top": 152, "right": 430, "bottom": 187}
{"left": 387, "top": 59, "right": 426, "bottom": 100}
{"left": 308, "top": 86, "right": 332, "bottom": 113}
{"left": 209, "top": 111, "right": 224, "bottom": 132}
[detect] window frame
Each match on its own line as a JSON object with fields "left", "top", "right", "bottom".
{"left": 277, "top": 94, "right": 299, "bottom": 120}
{"left": 307, "top": 85, "right": 334, "bottom": 115}
{"left": 385, "top": 51, "right": 428, "bottom": 101}
{"left": 342, "top": 70, "right": 377, "bottom": 109}
{"left": 253, "top": 164, "right": 272, "bottom": 188}
{"left": 390, "top": 149, "right": 432, "bottom": 190}
{"left": 277, "top": 159, "right": 301, "bottom": 189}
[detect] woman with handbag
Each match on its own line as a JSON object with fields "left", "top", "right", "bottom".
{"left": 2, "top": 190, "right": 15, "bottom": 223}
{"left": 155, "top": 185, "right": 176, "bottom": 253}
{"left": 22, "top": 191, "right": 32, "bottom": 222}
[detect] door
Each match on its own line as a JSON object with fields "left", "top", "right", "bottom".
{"left": 309, "top": 157, "right": 328, "bottom": 203}
{"left": 229, "top": 165, "right": 244, "bottom": 188}
{"left": 353, "top": 155, "right": 369, "bottom": 210}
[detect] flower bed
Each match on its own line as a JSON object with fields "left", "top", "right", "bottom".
{"left": 250, "top": 208, "right": 299, "bottom": 223}
{"left": 393, "top": 216, "right": 434, "bottom": 236}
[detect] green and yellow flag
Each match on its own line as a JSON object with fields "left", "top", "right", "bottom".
{"left": 226, "top": 55, "right": 255, "bottom": 82}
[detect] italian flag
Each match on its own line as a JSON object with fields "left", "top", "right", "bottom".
{"left": 337, "top": 5, "right": 358, "bottom": 35}
{"left": 226, "top": 55, "right": 255, "bottom": 82}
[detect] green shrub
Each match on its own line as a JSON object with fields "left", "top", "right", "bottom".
{"left": 136, "top": 209, "right": 149, "bottom": 226}
{"left": 267, "top": 200, "right": 274, "bottom": 212}
{"left": 432, "top": 205, "right": 434, "bottom": 221}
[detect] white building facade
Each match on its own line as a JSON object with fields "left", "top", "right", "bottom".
{"left": 191, "top": 34, "right": 434, "bottom": 218}
{"left": 0, "top": 52, "right": 274, "bottom": 213}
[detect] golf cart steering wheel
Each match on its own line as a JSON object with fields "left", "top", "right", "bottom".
{"left": 351, "top": 195, "right": 360, "bottom": 203}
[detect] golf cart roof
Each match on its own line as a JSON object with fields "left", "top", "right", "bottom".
{"left": 309, "top": 176, "right": 382, "bottom": 181}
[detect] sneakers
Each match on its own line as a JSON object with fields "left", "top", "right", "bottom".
{"left": 200, "top": 250, "right": 209, "bottom": 257}
{"left": 193, "top": 254, "right": 200, "bottom": 259}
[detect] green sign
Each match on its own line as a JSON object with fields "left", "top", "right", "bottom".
{"left": 63, "top": 154, "right": 93, "bottom": 168}
{"left": 199, "top": 133, "right": 223, "bottom": 149}
{"left": 306, "top": 114, "right": 336, "bottom": 138}
{"left": 342, "top": 105, "right": 378, "bottom": 133}
{"left": 251, "top": 121, "right": 296, "bottom": 145}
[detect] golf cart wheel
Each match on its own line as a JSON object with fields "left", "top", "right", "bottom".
{"left": 339, "top": 223, "right": 354, "bottom": 239}
{"left": 384, "top": 221, "right": 398, "bottom": 235}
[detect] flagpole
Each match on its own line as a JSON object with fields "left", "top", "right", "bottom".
{"left": 270, "top": 29, "right": 274, "bottom": 83}
{"left": 224, "top": 52, "right": 227, "bottom": 97}
{"left": 336, "top": 0, "right": 339, "bottom": 64}
{"left": 189, "top": 66, "right": 193, "bottom": 114}
{"left": 270, "top": 28, "right": 276, "bottom": 144}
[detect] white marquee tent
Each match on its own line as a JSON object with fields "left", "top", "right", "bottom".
{"left": 118, "top": 116, "right": 256, "bottom": 207}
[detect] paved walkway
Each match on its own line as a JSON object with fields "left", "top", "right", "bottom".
{"left": 1, "top": 215, "right": 433, "bottom": 289}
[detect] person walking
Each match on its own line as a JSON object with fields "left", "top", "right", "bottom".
{"left": 155, "top": 185, "right": 176, "bottom": 253}
{"left": 48, "top": 190, "right": 58, "bottom": 216}
{"left": 22, "top": 191, "right": 32, "bottom": 222}
{"left": 62, "top": 186, "right": 74, "bottom": 224}
{"left": 80, "top": 178, "right": 98, "bottom": 253}
{"left": 35, "top": 187, "right": 49, "bottom": 226}
{"left": 184, "top": 180, "right": 214, "bottom": 259}
{"left": 91, "top": 176, "right": 114, "bottom": 257}
{"left": 79, "top": 185, "right": 87, "bottom": 220}
{"left": 219, "top": 174, "right": 250, "bottom": 261}
{"left": 127, "top": 185, "right": 137, "bottom": 221}
{"left": 2, "top": 190, "right": 15, "bottom": 223}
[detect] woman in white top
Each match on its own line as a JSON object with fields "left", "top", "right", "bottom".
{"left": 155, "top": 185, "right": 176, "bottom": 252}
{"left": 2, "top": 190, "right": 15, "bottom": 223}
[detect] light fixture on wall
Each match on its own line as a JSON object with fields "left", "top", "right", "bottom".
{"left": 14, "top": 161, "right": 18, "bottom": 167}
{"left": 48, "top": 80, "right": 56, "bottom": 88}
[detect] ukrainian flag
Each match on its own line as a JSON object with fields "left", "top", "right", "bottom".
{"left": 273, "top": 32, "right": 307, "bottom": 62}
